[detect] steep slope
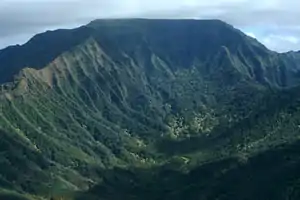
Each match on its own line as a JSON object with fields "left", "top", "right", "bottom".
{"left": 0, "top": 26, "right": 93, "bottom": 83}
{"left": 2, "top": 19, "right": 300, "bottom": 87}
{"left": 1, "top": 19, "right": 300, "bottom": 199}
{"left": 79, "top": 85, "right": 300, "bottom": 200}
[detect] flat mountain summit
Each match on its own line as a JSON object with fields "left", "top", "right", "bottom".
{"left": 1, "top": 19, "right": 300, "bottom": 200}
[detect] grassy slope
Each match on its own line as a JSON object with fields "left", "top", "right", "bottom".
{"left": 1, "top": 19, "right": 300, "bottom": 199}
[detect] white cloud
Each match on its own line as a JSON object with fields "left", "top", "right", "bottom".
{"left": 261, "top": 34, "right": 300, "bottom": 52}
{"left": 0, "top": 0, "right": 300, "bottom": 52}
{"left": 244, "top": 32, "right": 256, "bottom": 39}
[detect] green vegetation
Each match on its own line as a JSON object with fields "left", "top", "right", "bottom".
{"left": 1, "top": 19, "right": 300, "bottom": 199}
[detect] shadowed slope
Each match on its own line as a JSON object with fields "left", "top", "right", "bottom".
{"left": 0, "top": 26, "right": 93, "bottom": 83}
{"left": 1, "top": 19, "right": 300, "bottom": 199}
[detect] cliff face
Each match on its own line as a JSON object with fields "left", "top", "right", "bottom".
{"left": 1, "top": 19, "right": 300, "bottom": 199}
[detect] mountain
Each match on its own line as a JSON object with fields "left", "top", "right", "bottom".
{"left": 1, "top": 19, "right": 300, "bottom": 199}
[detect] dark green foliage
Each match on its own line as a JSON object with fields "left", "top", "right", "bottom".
{"left": 80, "top": 141, "right": 300, "bottom": 200}
{"left": 1, "top": 19, "right": 300, "bottom": 199}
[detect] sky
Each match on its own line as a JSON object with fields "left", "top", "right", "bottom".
{"left": 0, "top": 0, "right": 300, "bottom": 52}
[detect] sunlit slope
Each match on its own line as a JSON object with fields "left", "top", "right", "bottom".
{"left": 1, "top": 19, "right": 300, "bottom": 199}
